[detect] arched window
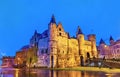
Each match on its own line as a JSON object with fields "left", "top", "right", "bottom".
{"left": 41, "top": 50, "right": 44, "bottom": 54}
{"left": 59, "top": 28, "right": 61, "bottom": 31}
{"left": 117, "top": 49, "right": 119, "bottom": 53}
{"left": 59, "top": 33, "right": 61, "bottom": 36}
{"left": 87, "top": 52, "right": 90, "bottom": 59}
{"left": 45, "top": 49, "right": 48, "bottom": 54}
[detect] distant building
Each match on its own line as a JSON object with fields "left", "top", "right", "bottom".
{"left": 30, "top": 15, "right": 98, "bottom": 68}
{"left": 109, "top": 38, "right": 120, "bottom": 59}
{"left": 1, "top": 56, "right": 15, "bottom": 68}
{"left": 15, "top": 45, "right": 29, "bottom": 67}
{"left": 98, "top": 36, "right": 120, "bottom": 59}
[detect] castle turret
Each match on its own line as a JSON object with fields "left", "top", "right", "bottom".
{"left": 109, "top": 36, "right": 114, "bottom": 45}
{"left": 76, "top": 26, "right": 83, "bottom": 36}
{"left": 76, "top": 26, "right": 84, "bottom": 55}
{"left": 88, "top": 34, "right": 97, "bottom": 58}
{"left": 99, "top": 38, "right": 106, "bottom": 45}
{"left": 48, "top": 15, "right": 58, "bottom": 68}
{"left": 76, "top": 26, "right": 85, "bottom": 66}
{"left": 30, "top": 30, "right": 39, "bottom": 56}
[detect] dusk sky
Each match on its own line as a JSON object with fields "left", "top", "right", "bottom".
{"left": 0, "top": 0, "right": 120, "bottom": 56}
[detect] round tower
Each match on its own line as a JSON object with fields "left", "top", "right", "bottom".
{"left": 48, "top": 15, "right": 58, "bottom": 68}
{"left": 76, "top": 26, "right": 84, "bottom": 55}
{"left": 76, "top": 26, "right": 85, "bottom": 66}
{"left": 87, "top": 34, "right": 98, "bottom": 58}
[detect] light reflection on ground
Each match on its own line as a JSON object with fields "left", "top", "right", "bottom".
{"left": 0, "top": 68, "right": 120, "bottom": 77}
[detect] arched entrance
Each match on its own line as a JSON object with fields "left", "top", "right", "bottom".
{"left": 87, "top": 52, "right": 90, "bottom": 59}
{"left": 80, "top": 56, "right": 84, "bottom": 66}
{"left": 51, "top": 56, "right": 54, "bottom": 68}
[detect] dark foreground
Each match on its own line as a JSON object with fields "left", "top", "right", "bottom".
{"left": 0, "top": 68, "right": 120, "bottom": 77}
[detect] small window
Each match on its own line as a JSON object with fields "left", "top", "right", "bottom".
{"left": 59, "top": 33, "right": 61, "bottom": 36}
{"left": 46, "top": 49, "right": 48, "bottom": 53}
{"left": 59, "top": 28, "right": 61, "bottom": 31}
{"left": 117, "top": 50, "right": 119, "bottom": 53}
{"left": 41, "top": 50, "right": 44, "bottom": 54}
{"left": 67, "top": 51, "right": 69, "bottom": 54}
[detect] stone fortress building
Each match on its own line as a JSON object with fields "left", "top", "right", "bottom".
{"left": 30, "top": 15, "right": 98, "bottom": 68}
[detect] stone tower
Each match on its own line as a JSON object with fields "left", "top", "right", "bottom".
{"left": 48, "top": 15, "right": 58, "bottom": 68}
{"left": 109, "top": 36, "right": 114, "bottom": 45}
{"left": 76, "top": 26, "right": 85, "bottom": 66}
{"left": 87, "top": 34, "right": 98, "bottom": 58}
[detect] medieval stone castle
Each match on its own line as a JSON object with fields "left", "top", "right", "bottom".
{"left": 29, "top": 15, "right": 98, "bottom": 68}
{"left": 3, "top": 15, "right": 120, "bottom": 68}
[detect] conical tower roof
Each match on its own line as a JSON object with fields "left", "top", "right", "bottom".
{"left": 110, "top": 36, "right": 114, "bottom": 41}
{"left": 100, "top": 38, "right": 106, "bottom": 44}
{"left": 76, "top": 26, "right": 83, "bottom": 35}
{"left": 49, "top": 14, "right": 56, "bottom": 24}
{"left": 34, "top": 30, "right": 37, "bottom": 35}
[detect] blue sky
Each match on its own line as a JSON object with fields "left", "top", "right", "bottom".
{"left": 0, "top": 0, "right": 120, "bottom": 56}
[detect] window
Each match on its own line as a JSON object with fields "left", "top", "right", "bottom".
{"left": 41, "top": 50, "right": 44, "bottom": 54}
{"left": 46, "top": 49, "right": 48, "bottom": 53}
{"left": 67, "top": 51, "right": 69, "bottom": 54}
{"left": 59, "top": 33, "right": 61, "bottom": 36}
{"left": 59, "top": 28, "right": 61, "bottom": 31}
{"left": 117, "top": 50, "right": 119, "bottom": 53}
{"left": 35, "top": 37, "right": 36, "bottom": 42}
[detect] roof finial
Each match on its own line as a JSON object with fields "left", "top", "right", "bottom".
{"left": 50, "top": 14, "right": 56, "bottom": 24}
{"left": 77, "top": 26, "right": 83, "bottom": 35}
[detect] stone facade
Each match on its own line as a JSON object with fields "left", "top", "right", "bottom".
{"left": 98, "top": 36, "right": 120, "bottom": 59}
{"left": 30, "top": 15, "right": 98, "bottom": 68}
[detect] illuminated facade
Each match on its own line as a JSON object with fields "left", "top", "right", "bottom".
{"left": 1, "top": 56, "right": 15, "bottom": 68}
{"left": 15, "top": 45, "right": 29, "bottom": 67}
{"left": 30, "top": 15, "right": 98, "bottom": 68}
{"left": 98, "top": 36, "right": 120, "bottom": 59}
